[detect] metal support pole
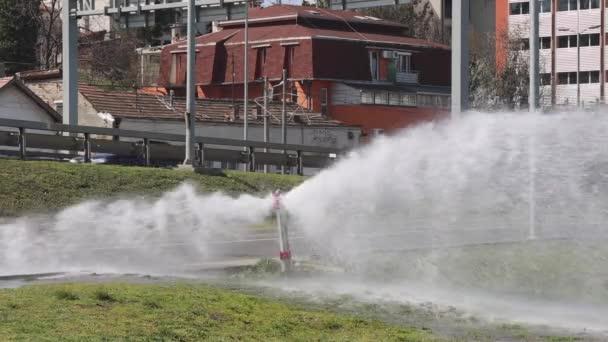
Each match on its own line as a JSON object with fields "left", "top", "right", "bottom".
{"left": 84, "top": 133, "right": 91, "bottom": 163}
{"left": 197, "top": 142, "right": 205, "bottom": 167}
{"left": 529, "top": 0, "right": 540, "bottom": 111}
{"left": 577, "top": 0, "right": 581, "bottom": 107}
{"left": 183, "top": 0, "right": 197, "bottom": 165}
{"left": 243, "top": 0, "right": 249, "bottom": 142}
{"left": 296, "top": 150, "right": 303, "bottom": 176}
{"left": 143, "top": 138, "right": 150, "bottom": 166}
{"left": 248, "top": 146, "right": 255, "bottom": 172}
{"left": 263, "top": 76, "right": 269, "bottom": 173}
{"left": 18, "top": 127, "right": 26, "bottom": 160}
{"left": 62, "top": 0, "right": 78, "bottom": 126}
{"left": 451, "top": 0, "right": 470, "bottom": 115}
{"left": 281, "top": 69, "right": 287, "bottom": 174}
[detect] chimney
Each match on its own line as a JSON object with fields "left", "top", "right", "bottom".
{"left": 53, "top": 100, "right": 63, "bottom": 116}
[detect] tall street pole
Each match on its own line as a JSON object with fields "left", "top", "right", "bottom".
{"left": 577, "top": 0, "right": 581, "bottom": 107}
{"left": 62, "top": 0, "right": 78, "bottom": 126}
{"left": 529, "top": 0, "right": 540, "bottom": 112}
{"left": 451, "top": 0, "right": 470, "bottom": 116}
{"left": 184, "top": 0, "right": 197, "bottom": 165}
{"left": 243, "top": 1, "right": 249, "bottom": 142}
{"left": 263, "top": 76, "right": 269, "bottom": 174}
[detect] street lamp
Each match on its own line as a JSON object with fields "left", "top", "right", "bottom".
{"left": 558, "top": 24, "right": 600, "bottom": 107}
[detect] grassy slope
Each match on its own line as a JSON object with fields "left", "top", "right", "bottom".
{"left": 0, "top": 283, "right": 436, "bottom": 342}
{"left": 0, "top": 159, "right": 304, "bottom": 217}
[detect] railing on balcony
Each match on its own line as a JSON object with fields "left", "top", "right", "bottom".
{"left": 396, "top": 71, "right": 419, "bottom": 84}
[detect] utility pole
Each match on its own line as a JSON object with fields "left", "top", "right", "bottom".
{"left": 281, "top": 69, "right": 287, "bottom": 174}
{"left": 243, "top": 0, "right": 249, "bottom": 142}
{"left": 183, "top": 0, "right": 197, "bottom": 166}
{"left": 577, "top": 0, "right": 581, "bottom": 107}
{"left": 62, "top": 0, "right": 78, "bottom": 126}
{"left": 263, "top": 76, "right": 269, "bottom": 173}
{"left": 451, "top": 0, "right": 470, "bottom": 115}
{"left": 529, "top": 0, "right": 540, "bottom": 112}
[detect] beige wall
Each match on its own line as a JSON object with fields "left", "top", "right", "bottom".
{"left": 23, "top": 80, "right": 107, "bottom": 128}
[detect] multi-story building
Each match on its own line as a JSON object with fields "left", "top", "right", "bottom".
{"left": 500, "top": 0, "right": 607, "bottom": 107}
{"left": 157, "top": 5, "right": 452, "bottom": 135}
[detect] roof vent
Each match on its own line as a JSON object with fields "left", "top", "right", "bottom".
{"left": 365, "top": 16, "right": 382, "bottom": 21}
{"left": 306, "top": 10, "right": 320, "bottom": 15}
{"left": 354, "top": 15, "right": 368, "bottom": 20}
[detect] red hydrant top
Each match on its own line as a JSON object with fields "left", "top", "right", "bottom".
{"left": 272, "top": 190, "right": 281, "bottom": 210}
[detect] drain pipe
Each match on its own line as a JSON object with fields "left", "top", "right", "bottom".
{"left": 272, "top": 190, "right": 292, "bottom": 273}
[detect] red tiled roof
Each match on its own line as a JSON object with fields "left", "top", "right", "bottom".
{"left": 0, "top": 77, "right": 14, "bottom": 89}
{"left": 79, "top": 85, "right": 348, "bottom": 127}
{"left": 197, "top": 25, "right": 448, "bottom": 49}
{"left": 222, "top": 5, "right": 408, "bottom": 29}
{"left": 165, "top": 5, "right": 447, "bottom": 51}
{"left": 15, "top": 69, "right": 62, "bottom": 82}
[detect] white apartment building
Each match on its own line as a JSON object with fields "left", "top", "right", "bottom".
{"left": 507, "top": 0, "right": 607, "bottom": 107}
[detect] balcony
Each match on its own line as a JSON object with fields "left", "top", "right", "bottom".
{"left": 396, "top": 71, "right": 419, "bottom": 84}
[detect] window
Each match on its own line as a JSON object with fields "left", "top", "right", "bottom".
{"left": 361, "top": 90, "right": 374, "bottom": 104}
{"left": 398, "top": 54, "right": 411, "bottom": 72}
{"left": 510, "top": 2, "right": 530, "bottom": 15}
{"left": 558, "top": 72, "right": 578, "bottom": 84}
{"left": 254, "top": 47, "right": 267, "bottom": 79}
{"left": 510, "top": 2, "right": 521, "bottom": 15}
{"left": 559, "top": 0, "right": 578, "bottom": 10}
{"left": 580, "top": 71, "right": 589, "bottom": 83}
{"left": 370, "top": 51, "right": 379, "bottom": 81}
{"left": 540, "top": 37, "right": 551, "bottom": 49}
{"left": 591, "top": 71, "right": 600, "bottom": 83}
{"left": 375, "top": 91, "right": 388, "bottom": 105}
{"left": 540, "top": 0, "right": 552, "bottom": 12}
{"left": 558, "top": 35, "right": 570, "bottom": 48}
{"left": 580, "top": 0, "right": 600, "bottom": 9}
{"left": 401, "top": 93, "right": 416, "bottom": 106}
{"left": 590, "top": 33, "right": 600, "bottom": 46}
{"left": 569, "top": 35, "right": 578, "bottom": 47}
{"left": 321, "top": 88, "right": 328, "bottom": 115}
{"left": 540, "top": 73, "right": 551, "bottom": 85}
{"left": 580, "top": 34, "right": 591, "bottom": 47}
{"left": 284, "top": 46, "right": 295, "bottom": 77}
{"left": 389, "top": 92, "right": 401, "bottom": 106}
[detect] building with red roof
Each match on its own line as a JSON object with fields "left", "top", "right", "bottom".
{"left": 158, "top": 5, "right": 451, "bottom": 136}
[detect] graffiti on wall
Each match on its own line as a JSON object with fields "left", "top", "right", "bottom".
{"left": 311, "top": 128, "right": 338, "bottom": 147}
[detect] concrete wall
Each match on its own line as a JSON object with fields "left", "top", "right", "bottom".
{"left": 119, "top": 119, "right": 361, "bottom": 150}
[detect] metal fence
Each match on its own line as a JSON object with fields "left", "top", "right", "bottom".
{"left": 0, "top": 118, "right": 342, "bottom": 175}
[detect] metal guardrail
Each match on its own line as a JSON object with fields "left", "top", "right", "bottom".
{"left": 0, "top": 118, "right": 342, "bottom": 174}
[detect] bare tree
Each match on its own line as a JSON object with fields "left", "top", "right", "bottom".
{"left": 31, "top": 0, "right": 62, "bottom": 69}
{"left": 470, "top": 28, "right": 537, "bottom": 110}
{"left": 359, "top": 0, "right": 444, "bottom": 43}
{"left": 81, "top": 32, "right": 142, "bottom": 89}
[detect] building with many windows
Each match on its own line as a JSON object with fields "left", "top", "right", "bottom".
{"left": 500, "top": 0, "right": 607, "bottom": 107}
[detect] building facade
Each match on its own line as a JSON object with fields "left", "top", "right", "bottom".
{"left": 501, "top": 0, "right": 607, "bottom": 107}
{"left": 158, "top": 5, "right": 452, "bottom": 135}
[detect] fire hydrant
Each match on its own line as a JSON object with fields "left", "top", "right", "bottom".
{"left": 272, "top": 190, "right": 292, "bottom": 273}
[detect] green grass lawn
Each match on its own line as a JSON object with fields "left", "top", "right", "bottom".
{"left": 0, "top": 159, "right": 305, "bottom": 217}
{"left": 0, "top": 283, "right": 437, "bottom": 341}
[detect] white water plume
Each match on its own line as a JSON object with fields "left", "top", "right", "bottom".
{"left": 282, "top": 112, "right": 608, "bottom": 330}
{"left": 0, "top": 184, "right": 272, "bottom": 276}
